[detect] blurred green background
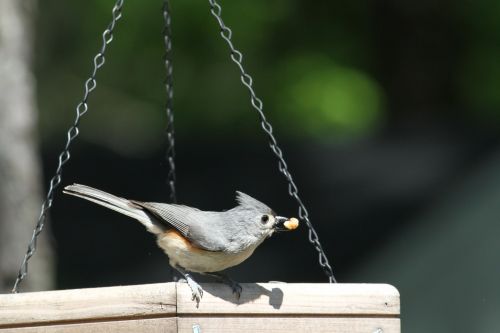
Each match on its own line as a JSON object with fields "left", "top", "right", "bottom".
{"left": 31, "top": 0, "right": 500, "bottom": 332}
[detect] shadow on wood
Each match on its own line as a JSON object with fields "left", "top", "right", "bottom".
{"left": 198, "top": 283, "right": 284, "bottom": 309}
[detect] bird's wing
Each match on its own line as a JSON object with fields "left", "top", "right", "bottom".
{"left": 131, "top": 201, "right": 227, "bottom": 252}
{"left": 132, "top": 201, "right": 193, "bottom": 236}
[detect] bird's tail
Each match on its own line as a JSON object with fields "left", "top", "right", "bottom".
{"left": 63, "top": 184, "right": 166, "bottom": 234}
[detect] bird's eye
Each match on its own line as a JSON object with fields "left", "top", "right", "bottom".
{"left": 261, "top": 215, "right": 269, "bottom": 223}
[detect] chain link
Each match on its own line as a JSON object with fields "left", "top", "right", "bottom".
{"left": 162, "top": 0, "right": 177, "bottom": 204}
{"left": 207, "top": 0, "right": 337, "bottom": 283}
{"left": 11, "top": 0, "right": 125, "bottom": 293}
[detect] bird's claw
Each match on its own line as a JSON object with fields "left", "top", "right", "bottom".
{"left": 186, "top": 276, "right": 204, "bottom": 305}
{"left": 230, "top": 281, "right": 243, "bottom": 299}
{"left": 205, "top": 272, "right": 243, "bottom": 300}
{"left": 190, "top": 287, "right": 203, "bottom": 303}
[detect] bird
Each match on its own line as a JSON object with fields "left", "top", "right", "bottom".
{"left": 63, "top": 184, "right": 299, "bottom": 304}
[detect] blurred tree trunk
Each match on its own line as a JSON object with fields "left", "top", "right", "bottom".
{"left": 0, "top": 0, "right": 54, "bottom": 292}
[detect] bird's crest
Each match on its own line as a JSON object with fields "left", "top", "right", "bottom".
{"left": 235, "top": 191, "right": 274, "bottom": 215}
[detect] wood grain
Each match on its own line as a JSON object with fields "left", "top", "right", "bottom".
{"left": 178, "top": 317, "right": 400, "bottom": 333}
{"left": 0, "top": 318, "right": 177, "bottom": 333}
{"left": 0, "top": 283, "right": 400, "bottom": 332}
{"left": 0, "top": 283, "right": 176, "bottom": 327}
{"left": 177, "top": 283, "right": 400, "bottom": 315}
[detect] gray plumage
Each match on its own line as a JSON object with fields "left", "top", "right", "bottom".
{"left": 64, "top": 184, "right": 276, "bottom": 253}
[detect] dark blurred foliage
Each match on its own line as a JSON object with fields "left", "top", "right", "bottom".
{"left": 32, "top": 0, "right": 500, "bottom": 331}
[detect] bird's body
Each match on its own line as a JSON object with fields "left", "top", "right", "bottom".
{"left": 158, "top": 229, "right": 262, "bottom": 273}
{"left": 63, "top": 183, "right": 298, "bottom": 304}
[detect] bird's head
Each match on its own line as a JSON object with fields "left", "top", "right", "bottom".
{"left": 235, "top": 191, "right": 299, "bottom": 239}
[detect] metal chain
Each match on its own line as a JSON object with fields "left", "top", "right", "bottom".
{"left": 162, "top": 0, "right": 177, "bottom": 203}
{"left": 207, "top": 0, "right": 337, "bottom": 283}
{"left": 11, "top": 0, "right": 125, "bottom": 293}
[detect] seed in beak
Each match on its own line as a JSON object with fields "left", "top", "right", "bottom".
{"left": 283, "top": 217, "right": 299, "bottom": 230}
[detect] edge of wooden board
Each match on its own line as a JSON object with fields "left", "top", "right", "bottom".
{"left": 0, "top": 282, "right": 400, "bottom": 328}
{"left": 177, "top": 283, "right": 400, "bottom": 315}
{"left": 0, "top": 283, "right": 177, "bottom": 327}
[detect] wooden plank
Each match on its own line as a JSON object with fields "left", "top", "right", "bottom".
{"left": 0, "top": 283, "right": 176, "bottom": 327}
{"left": 177, "top": 283, "right": 399, "bottom": 316}
{"left": 178, "top": 317, "right": 400, "bottom": 333}
{"left": 0, "top": 318, "right": 177, "bottom": 333}
{"left": 0, "top": 282, "right": 400, "bottom": 332}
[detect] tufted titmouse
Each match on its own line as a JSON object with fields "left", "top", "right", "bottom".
{"left": 63, "top": 184, "right": 299, "bottom": 304}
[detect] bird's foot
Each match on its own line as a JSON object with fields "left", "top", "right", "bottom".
{"left": 204, "top": 272, "right": 242, "bottom": 299}
{"left": 185, "top": 274, "right": 204, "bottom": 305}
{"left": 174, "top": 266, "right": 204, "bottom": 306}
{"left": 228, "top": 280, "right": 243, "bottom": 299}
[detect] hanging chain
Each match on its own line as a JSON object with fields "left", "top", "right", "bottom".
{"left": 162, "top": 0, "right": 177, "bottom": 203}
{"left": 11, "top": 0, "right": 125, "bottom": 293}
{"left": 207, "top": 0, "right": 337, "bottom": 283}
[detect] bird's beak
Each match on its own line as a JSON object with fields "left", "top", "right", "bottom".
{"left": 273, "top": 216, "right": 299, "bottom": 231}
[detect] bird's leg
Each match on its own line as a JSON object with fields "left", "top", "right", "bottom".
{"left": 174, "top": 266, "right": 203, "bottom": 305}
{"left": 203, "top": 272, "right": 242, "bottom": 299}
{"left": 171, "top": 266, "right": 182, "bottom": 282}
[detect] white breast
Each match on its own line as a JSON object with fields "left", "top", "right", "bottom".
{"left": 156, "top": 230, "right": 259, "bottom": 273}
